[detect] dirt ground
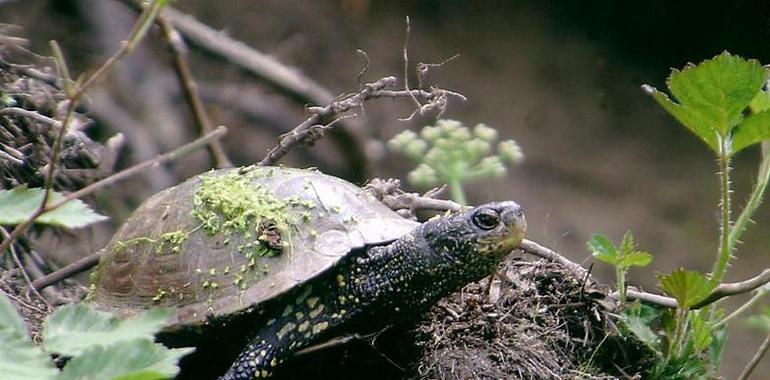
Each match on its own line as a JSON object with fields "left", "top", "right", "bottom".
{"left": 2, "top": 1, "right": 770, "bottom": 378}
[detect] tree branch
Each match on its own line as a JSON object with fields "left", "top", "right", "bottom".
{"left": 157, "top": 13, "right": 232, "bottom": 168}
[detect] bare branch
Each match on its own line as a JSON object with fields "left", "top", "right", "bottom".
{"left": 401, "top": 16, "right": 421, "bottom": 110}
{"left": 625, "top": 268, "right": 770, "bottom": 309}
{"left": 31, "top": 250, "right": 102, "bottom": 292}
{"left": 737, "top": 333, "right": 770, "bottom": 380}
{"left": 0, "top": 107, "right": 61, "bottom": 127}
{"left": 157, "top": 13, "right": 232, "bottom": 168}
{"left": 258, "top": 76, "right": 465, "bottom": 166}
{"left": 518, "top": 239, "right": 590, "bottom": 278}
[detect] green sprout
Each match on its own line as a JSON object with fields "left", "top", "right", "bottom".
{"left": 388, "top": 119, "right": 523, "bottom": 205}
{"left": 587, "top": 231, "right": 652, "bottom": 306}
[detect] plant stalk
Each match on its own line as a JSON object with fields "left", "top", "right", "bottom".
{"left": 616, "top": 266, "right": 627, "bottom": 306}
{"left": 711, "top": 139, "right": 733, "bottom": 285}
{"left": 448, "top": 179, "right": 467, "bottom": 206}
{"left": 730, "top": 142, "right": 770, "bottom": 248}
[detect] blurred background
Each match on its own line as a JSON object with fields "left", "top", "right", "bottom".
{"left": 2, "top": 0, "right": 770, "bottom": 377}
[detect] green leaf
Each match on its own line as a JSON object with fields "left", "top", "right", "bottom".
{"left": 709, "top": 322, "right": 729, "bottom": 370}
{"left": 0, "top": 290, "right": 27, "bottom": 336}
{"left": 587, "top": 233, "right": 618, "bottom": 265}
{"left": 689, "top": 309, "right": 712, "bottom": 353}
{"left": 749, "top": 88, "right": 770, "bottom": 113}
{"left": 623, "top": 314, "right": 660, "bottom": 352}
{"left": 746, "top": 307, "right": 770, "bottom": 332}
{"left": 0, "top": 187, "right": 108, "bottom": 228}
{"left": 647, "top": 88, "right": 720, "bottom": 153}
{"left": 646, "top": 52, "right": 767, "bottom": 152}
{"left": 619, "top": 251, "right": 653, "bottom": 269}
{"left": 732, "top": 109, "right": 770, "bottom": 154}
{"left": 0, "top": 295, "right": 58, "bottom": 380}
{"left": 668, "top": 52, "right": 765, "bottom": 136}
{"left": 43, "top": 304, "right": 172, "bottom": 357}
{"left": 59, "top": 339, "right": 194, "bottom": 380}
{"left": 657, "top": 269, "right": 717, "bottom": 309}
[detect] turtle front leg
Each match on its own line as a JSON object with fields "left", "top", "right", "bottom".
{"left": 218, "top": 268, "right": 361, "bottom": 379}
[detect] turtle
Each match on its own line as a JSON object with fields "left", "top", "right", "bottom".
{"left": 91, "top": 166, "right": 526, "bottom": 379}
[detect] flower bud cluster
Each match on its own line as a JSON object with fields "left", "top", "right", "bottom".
{"left": 388, "top": 119, "right": 523, "bottom": 189}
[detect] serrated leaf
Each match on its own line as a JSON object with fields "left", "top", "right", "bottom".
{"left": 646, "top": 52, "right": 766, "bottom": 153}
{"left": 732, "top": 109, "right": 770, "bottom": 154}
{"left": 0, "top": 294, "right": 58, "bottom": 380}
{"left": 59, "top": 338, "right": 194, "bottom": 380}
{"left": 587, "top": 234, "right": 618, "bottom": 265}
{"left": 43, "top": 304, "right": 173, "bottom": 357}
{"left": 647, "top": 88, "right": 720, "bottom": 153}
{"left": 0, "top": 187, "right": 108, "bottom": 228}
{"left": 619, "top": 251, "right": 653, "bottom": 268}
{"left": 657, "top": 269, "right": 716, "bottom": 309}
{"left": 667, "top": 52, "right": 765, "bottom": 136}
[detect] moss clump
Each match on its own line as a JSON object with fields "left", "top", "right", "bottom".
{"left": 191, "top": 169, "right": 296, "bottom": 260}
{"left": 113, "top": 230, "right": 189, "bottom": 255}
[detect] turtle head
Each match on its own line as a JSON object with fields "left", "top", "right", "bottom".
{"left": 421, "top": 201, "right": 526, "bottom": 273}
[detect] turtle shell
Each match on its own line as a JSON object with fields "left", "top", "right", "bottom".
{"left": 92, "top": 166, "right": 418, "bottom": 330}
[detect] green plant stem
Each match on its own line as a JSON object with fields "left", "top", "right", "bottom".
{"left": 715, "top": 287, "right": 768, "bottom": 329}
{"left": 616, "top": 266, "right": 627, "bottom": 306}
{"left": 448, "top": 179, "right": 467, "bottom": 206}
{"left": 730, "top": 142, "right": 770, "bottom": 248}
{"left": 669, "top": 309, "right": 689, "bottom": 359}
{"left": 712, "top": 140, "right": 733, "bottom": 285}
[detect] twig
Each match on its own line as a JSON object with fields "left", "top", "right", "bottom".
{"left": 157, "top": 13, "right": 232, "bottom": 168}
{"left": 737, "top": 333, "right": 770, "bottom": 380}
{"left": 31, "top": 250, "right": 102, "bottom": 291}
{"left": 355, "top": 49, "right": 369, "bottom": 86}
{"left": 118, "top": 0, "right": 369, "bottom": 178}
{"left": 0, "top": 227, "right": 48, "bottom": 305}
{"left": 518, "top": 239, "right": 589, "bottom": 278}
{"left": 624, "top": 268, "right": 770, "bottom": 309}
{"left": 416, "top": 53, "right": 460, "bottom": 90}
{"left": 401, "top": 16, "right": 421, "bottom": 110}
{"left": 258, "top": 76, "right": 465, "bottom": 166}
{"left": 294, "top": 333, "right": 363, "bottom": 357}
{"left": 0, "top": 126, "right": 228, "bottom": 259}
{"left": 136, "top": 2, "right": 335, "bottom": 104}
{"left": 0, "top": 107, "right": 61, "bottom": 127}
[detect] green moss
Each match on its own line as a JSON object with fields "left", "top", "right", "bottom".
{"left": 191, "top": 169, "right": 296, "bottom": 259}
{"left": 113, "top": 230, "right": 189, "bottom": 255}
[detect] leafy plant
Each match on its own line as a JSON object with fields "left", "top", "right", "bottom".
{"left": 0, "top": 294, "right": 193, "bottom": 380}
{"left": 388, "top": 119, "right": 523, "bottom": 205}
{"left": 644, "top": 51, "right": 770, "bottom": 285}
{"left": 590, "top": 52, "right": 770, "bottom": 378}
{"left": 587, "top": 231, "right": 652, "bottom": 305}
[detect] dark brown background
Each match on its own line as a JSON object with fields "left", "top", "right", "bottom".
{"left": 2, "top": 0, "right": 770, "bottom": 377}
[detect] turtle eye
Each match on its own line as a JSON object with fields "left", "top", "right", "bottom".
{"left": 472, "top": 208, "right": 500, "bottom": 230}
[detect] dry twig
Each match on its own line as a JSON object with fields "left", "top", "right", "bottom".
{"left": 157, "top": 13, "right": 232, "bottom": 168}
{"left": 258, "top": 76, "right": 465, "bottom": 166}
